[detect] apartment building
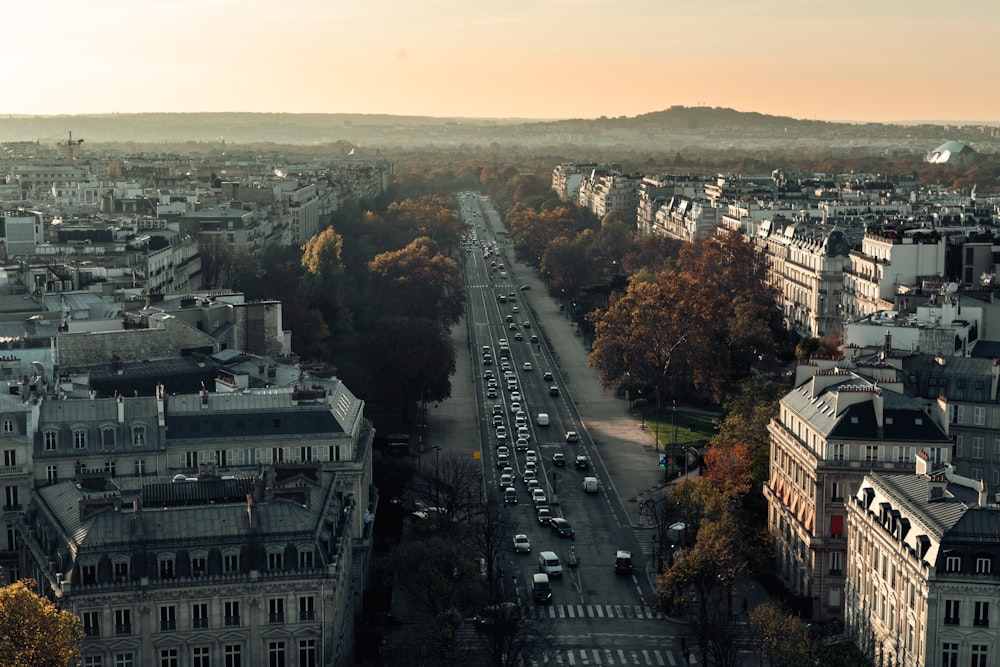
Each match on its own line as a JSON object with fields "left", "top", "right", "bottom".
{"left": 12, "top": 363, "right": 374, "bottom": 667}
{"left": 764, "top": 359, "right": 953, "bottom": 620}
{"left": 846, "top": 455, "right": 1000, "bottom": 667}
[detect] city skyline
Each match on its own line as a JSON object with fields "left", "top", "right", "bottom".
{"left": 11, "top": 0, "right": 999, "bottom": 124}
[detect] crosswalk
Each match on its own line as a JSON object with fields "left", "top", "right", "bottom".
{"left": 528, "top": 603, "right": 663, "bottom": 620}
{"left": 522, "top": 648, "right": 696, "bottom": 666}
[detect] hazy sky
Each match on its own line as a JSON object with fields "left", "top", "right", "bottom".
{"left": 10, "top": 0, "right": 998, "bottom": 122}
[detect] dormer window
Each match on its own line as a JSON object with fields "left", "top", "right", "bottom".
{"left": 945, "top": 553, "right": 962, "bottom": 573}
{"left": 977, "top": 557, "right": 992, "bottom": 575}
{"left": 2, "top": 419, "right": 13, "bottom": 434}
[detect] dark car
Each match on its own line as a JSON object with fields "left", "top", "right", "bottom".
{"left": 564, "top": 430, "right": 579, "bottom": 443}
{"left": 574, "top": 455, "right": 591, "bottom": 470}
{"left": 520, "top": 284, "right": 531, "bottom": 291}
{"left": 614, "top": 550, "right": 633, "bottom": 575}
{"left": 550, "top": 517, "right": 574, "bottom": 538}
{"left": 543, "top": 372, "right": 554, "bottom": 381}
{"left": 551, "top": 452, "right": 566, "bottom": 467}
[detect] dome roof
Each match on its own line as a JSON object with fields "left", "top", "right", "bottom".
{"left": 927, "top": 140, "right": 976, "bottom": 165}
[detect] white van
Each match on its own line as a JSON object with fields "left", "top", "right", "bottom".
{"left": 538, "top": 550, "right": 562, "bottom": 577}
{"left": 536, "top": 413, "right": 550, "bottom": 426}
{"left": 582, "top": 476, "right": 599, "bottom": 494}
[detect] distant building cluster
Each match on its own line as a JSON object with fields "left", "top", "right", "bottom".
{"left": 0, "top": 139, "right": 393, "bottom": 665}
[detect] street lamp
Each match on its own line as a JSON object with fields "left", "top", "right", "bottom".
{"left": 433, "top": 446, "right": 442, "bottom": 508}
{"left": 672, "top": 401, "right": 678, "bottom": 479}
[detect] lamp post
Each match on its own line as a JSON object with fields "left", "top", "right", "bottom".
{"left": 433, "top": 446, "right": 442, "bottom": 508}
{"left": 672, "top": 400, "right": 677, "bottom": 478}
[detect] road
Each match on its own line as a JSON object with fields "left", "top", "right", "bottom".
{"left": 453, "top": 192, "right": 693, "bottom": 665}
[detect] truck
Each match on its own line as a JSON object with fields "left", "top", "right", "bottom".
{"left": 582, "top": 476, "right": 599, "bottom": 494}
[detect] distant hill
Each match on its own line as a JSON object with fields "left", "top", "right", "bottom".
{"left": 0, "top": 107, "right": 992, "bottom": 154}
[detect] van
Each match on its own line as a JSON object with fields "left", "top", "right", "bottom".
{"left": 538, "top": 550, "right": 562, "bottom": 577}
{"left": 536, "top": 413, "right": 549, "bottom": 426}
{"left": 500, "top": 271, "right": 508, "bottom": 279}
{"left": 531, "top": 573, "right": 552, "bottom": 604}
{"left": 583, "top": 476, "right": 599, "bottom": 494}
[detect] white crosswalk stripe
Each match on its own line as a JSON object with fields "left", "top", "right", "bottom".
{"left": 524, "top": 649, "right": 682, "bottom": 666}
{"left": 531, "top": 603, "right": 660, "bottom": 620}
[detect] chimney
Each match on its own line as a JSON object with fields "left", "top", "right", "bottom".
{"left": 915, "top": 449, "right": 930, "bottom": 476}
{"left": 991, "top": 359, "right": 1000, "bottom": 401}
{"left": 979, "top": 478, "right": 989, "bottom": 507}
{"left": 935, "top": 352, "right": 946, "bottom": 366}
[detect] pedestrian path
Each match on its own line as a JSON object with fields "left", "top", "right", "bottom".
{"left": 528, "top": 603, "right": 663, "bottom": 621}
{"left": 522, "top": 647, "right": 696, "bottom": 666}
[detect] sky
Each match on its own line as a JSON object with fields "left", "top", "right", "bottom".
{"left": 9, "top": 0, "right": 998, "bottom": 123}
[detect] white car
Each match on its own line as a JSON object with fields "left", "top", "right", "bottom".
{"left": 510, "top": 392, "right": 522, "bottom": 403}
{"left": 531, "top": 489, "right": 548, "bottom": 506}
{"left": 513, "top": 534, "right": 531, "bottom": 553}
{"left": 522, "top": 362, "right": 533, "bottom": 371}
{"left": 517, "top": 426, "right": 530, "bottom": 441}
{"left": 525, "top": 450, "right": 537, "bottom": 464}
{"left": 496, "top": 426, "right": 507, "bottom": 439}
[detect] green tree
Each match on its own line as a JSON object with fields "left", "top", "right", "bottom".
{"left": 0, "top": 579, "right": 83, "bottom": 667}
{"left": 715, "top": 375, "right": 788, "bottom": 486}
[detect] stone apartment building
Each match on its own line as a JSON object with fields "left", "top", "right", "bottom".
{"left": 846, "top": 454, "right": 1000, "bottom": 667}
{"left": 764, "top": 358, "right": 953, "bottom": 620}
{"left": 6, "top": 360, "right": 374, "bottom": 667}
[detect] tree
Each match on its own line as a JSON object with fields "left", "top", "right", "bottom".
{"left": 381, "top": 537, "right": 482, "bottom": 619}
{"left": 362, "top": 316, "right": 456, "bottom": 419}
{"left": 748, "top": 602, "right": 815, "bottom": 667}
{"left": 715, "top": 375, "right": 788, "bottom": 486}
{"left": 702, "top": 442, "right": 754, "bottom": 499}
{"left": 386, "top": 195, "right": 466, "bottom": 255}
{"left": 366, "top": 238, "right": 465, "bottom": 327}
{"left": 301, "top": 226, "right": 348, "bottom": 328}
{"left": 0, "top": 579, "right": 83, "bottom": 667}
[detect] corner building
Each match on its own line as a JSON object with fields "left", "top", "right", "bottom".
{"left": 764, "top": 359, "right": 952, "bottom": 620}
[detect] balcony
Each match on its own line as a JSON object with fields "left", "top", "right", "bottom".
{"left": 224, "top": 616, "right": 241, "bottom": 627}
{"left": 268, "top": 612, "right": 285, "bottom": 624}
{"left": 192, "top": 618, "right": 209, "bottom": 629}
{"left": 0, "top": 465, "right": 25, "bottom": 477}
{"left": 115, "top": 624, "right": 131, "bottom": 636}
{"left": 159, "top": 620, "right": 176, "bottom": 632}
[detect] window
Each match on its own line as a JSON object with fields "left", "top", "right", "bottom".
{"left": 159, "top": 649, "right": 178, "bottom": 667}
{"left": 299, "top": 549, "right": 314, "bottom": 569}
{"left": 973, "top": 437, "right": 985, "bottom": 459}
{"left": 46, "top": 465, "right": 58, "bottom": 484}
{"left": 114, "top": 561, "right": 129, "bottom": 582}
{"left": 946, "top": 554, "right": 962, "bottom": 573}
{"left": 84, "top": 658, "right": 103, "bottom": 667}
{"left": 2, "top": 420, "right": 12, "bottom": 434}
{"left": 82, "top": 564, "right": 97, "bottom": 584}
{"left": 299, "top": 596, "right": 315, "bottom": 622}
{"left": 944, "top": 599, "right": 960, "bottom": 625}
{"left": 159, "top": 605, "right": 176, "bottom": 632}
{"left": 3, "top": 450, "right": 15, "bottom": 466}
{"left": 224, "top": 645, "right": 242, "bottom": 667}
{"left": 956, "top": 405, "right": 965, "bottom": 424}
{"left": 298, "top": 639, "right": 317, "bottom": 667}
{"left": 159, "top": 557, "right": 174, "bottom": 579}
{"left": 245, "top": 448, "right": 257, "bottom": 465}
{"left": 268, "top": 598, "right": 285, "bottom": 623}
{"left": 105, "top": 460, "right": 116, "bottom": 477}
{"left": 974, "top": 601, "right": 990, "bottom": 627}
{"left": 830, "top": 481, "right": 842, "bottom": 502}
{"left": 225, "top": 601, "right": 240, "bottom": 627}
{"left": 974, "top": 407, "right": 986, "bottom": 426}
{"left": 114, "top": 653, "right": 134, "bottom": 667}
{"left": 830, "top": 444, "right": 846, "bottom": 461}
{"left": 132, "top": 426, "right": 145, "bottom": 446}
{"left": 115, "top": 608, "right": 131, "bottom": 635}
{"left": 192, "top": 603, "right": 208, "bottom": 629}
{"left": 907, "top": 622, "right": 914, "bottom": 652}
{"left": 956, "top": 435, "right": 964, "bottom": 457}
{"left": 3, "top": 485, "right": 17, "bottom": 509}
{"left": 299, "top": 446, "right": 313, "bottom": 462}
{"left": 972, "top": 645, "right": 988, "bottom": 667}
{"left": 829, "top": 587, "right": 841, "bottom": 607}
{"left": 977, "top": 557, "right": 992, "bottom": 574}
{"left": 271, "top": 447, "right": 284, "bottom": 463}
{"left": 5, "top": 524, "right": 15, "bottom": 551}
{"left": 192, "top": 648, "right": 210, "bottom": 667}
{"left": 101, "top": 428, "right": 115, "bottom": 449}
{"left": 191, "top": 556, "right": 206, "bottom": 577}
{"left": 83, "top": 610, "right": 100, "bottom": 637}
{"left": 268, "top": 641, "right": 286, "bottom": 667}
{"left": 185, "top": 451, "right": 199, "bottom": 468}
{"left": 224, "top": 553, "right": 239, "bottom": 573}
{"left": 135, "top": 459, "right": 145, "bottom": 476}
{"left": 74, "top": 429, "right": 87, "bottom": 449}
{"left": 44, "top": 431, "right": 57, "bottom": 451}
{"left": 864, "top": 445, "right": 878, "bottom": 463}
{"left": 268, "top": 551, "right": 283, "bottom": 570}
{"left": 942, "top": 642, "right": 959, "bottom": 667}
{"left": 829, "top": 551, "right": 842, "bottom": 575}
{"left": 215, "top": 450, "right": 228, "bottom": 467}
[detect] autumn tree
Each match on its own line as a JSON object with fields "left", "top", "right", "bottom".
{"left": 0, "top": 579, "right": 83, "bottom": 667}
{"left": 702, "top": 442, "right": 754, "bottom": 499}
{"left": 366, "top": 238, "right": 465, "bottom": 327}
{"left": 301, "top": 226, "right": 348, "bottom": 330}
{"left": 748, "top": 602, "right": 816, "bottom": 667}
{"left": 715, "top": 375, "right": 789, "bottom": 485}
{"left": 386, "top": 195, "right": 466, "bottom": 255}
